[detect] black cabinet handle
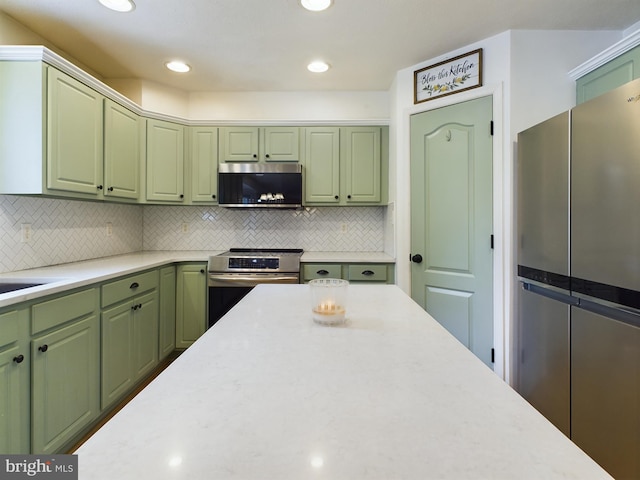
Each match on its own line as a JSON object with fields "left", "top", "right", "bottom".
{"left": 317, "top": 269, "right": 329, "bottom": 275}
{"left": 13, "top": 354, "right": 24, "bottom": 364}
{"left": 253, "top": 154, "right": 258, "bottom": 158}
{"left": 212, "top": 194, "right": 216, "bottom": 199}
{"left": 180, "top": 194, "right": 184, "bottom": 199}
{"left": 130, "top": 282, "right": 139, "bottom": 289}
{"left": 200, "top": 269, "right": 205, "bottom": 274}
{"left": 108, "top": 186, "right": 114, "bottom": 192}
{"left": 38, "top": 345, "right": 48, "bottom": 353}
{"left": 362, "top": 270, "right": 375, "bottom": 276}
{"left": 265, "top": 154, "right": 270, "bottom": 158}
{"left": 97, "top": 185, "right": 103, "bottom": 190}
{"left": 138, "top": 303, "right": 142, "bottom": 309}
{"left": 347, "top": 195, "right": 352, "bottom": 199}
{"left": 132, "top": 304, "right": 137, "bottom": 310}
{"left": 334, "top": 195, "right": 339, "bottom": 200}
{"left": 411, "top": 254, "right": 423, "bottom": 264}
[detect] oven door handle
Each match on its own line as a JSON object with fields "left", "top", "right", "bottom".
{"left": 208, "top": 274, "right": 300, "bottom": 287}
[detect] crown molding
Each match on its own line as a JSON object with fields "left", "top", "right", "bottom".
{"left": 0, "top": 45, "right": 390, "bottom": 126}
{"left": 569, "top": 29, "right": 640, "bottom": 80}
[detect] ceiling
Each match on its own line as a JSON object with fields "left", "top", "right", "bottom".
{"left": 1, "top": 0, "right": 640, "bottom": 93}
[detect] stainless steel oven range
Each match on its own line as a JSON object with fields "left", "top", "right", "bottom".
{"left": 207, "top": 248, "right": 303, "bottom": 328}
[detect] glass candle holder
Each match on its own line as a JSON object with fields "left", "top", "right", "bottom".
{"left": 309, "top": 278, "right": 348, "bottom": 325}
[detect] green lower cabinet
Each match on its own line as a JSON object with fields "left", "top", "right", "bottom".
{"left": 159, "top": 266, "right": 177, "bottom": 360}
{"left": 302, "top": 263, "right": 394, "bottom": 284}
{"left": 31, "top": 309, "right": 100, "bottom": 454}
{"left": 101, "top": 290, "right": 159, "bottom": 410}
{"left": 0, "top": 308, "right": 30, "bottom": 454}
{"left": 176, "top": 263, "right": 208, "bottom": 349}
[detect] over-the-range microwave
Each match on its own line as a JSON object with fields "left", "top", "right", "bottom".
{"left": 217, "top": 163, "right": 303, "bottom": 209}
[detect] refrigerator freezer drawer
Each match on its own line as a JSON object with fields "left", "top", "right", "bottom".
{"left": 516, "top": 282, "right": 571, "bottom": 436}
{"left": 571, "top": 306, "right": 640, "bottom": 480}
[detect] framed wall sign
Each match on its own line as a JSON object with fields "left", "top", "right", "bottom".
{"left": 414, "top": 48, "right": 483, "bottom": 104}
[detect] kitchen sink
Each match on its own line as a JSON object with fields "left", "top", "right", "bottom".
{"left": 0, "top": 282, "right": 45, "bottom": 294}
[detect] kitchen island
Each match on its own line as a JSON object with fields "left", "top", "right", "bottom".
{"left": 74, "top": 284, "right": 610, "bottom": 479}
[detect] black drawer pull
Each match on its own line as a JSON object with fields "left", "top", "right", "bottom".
{"left": 200, "top": 269, "right": 205, "bottom": 274}
{"left": 317, "top": 269, "right": 329, "bottom": 275}
{"left": 130, "top": 282, "right": 139, "bottom": 289}
{"left": 13, "top": 354, "right": 24, "bottom": 364}
{"left": 362, "top": 270, "right": 375, "bottom": 276}
{"left": 132, "top": 304, "right": 138, "bottom": 311}
{"left": 38, "top": 345, "right": 48, "bottom": 353}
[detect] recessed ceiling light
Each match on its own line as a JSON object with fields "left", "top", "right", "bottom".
{"left": 300, "top": 0, "right": 333, "bottom": 12}
{"left": 307, "top": 61, "right": 330, "bottom": 73}
{"left": 165, "top": 61, "right": 191, "bottom": 73}
{"left": 98, "top": 0, "right": 135, "bottom": 12}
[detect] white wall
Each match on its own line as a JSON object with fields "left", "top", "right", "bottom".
{"left": 187, "top": 91, "right": 389, "bottom": 124}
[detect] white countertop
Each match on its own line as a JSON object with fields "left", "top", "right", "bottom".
{"left": 0, "top": 250, "right": 394, "bottom": 308}
{"left": 0, "top": 251, "right": 223, "bottom": 308}
{"left": 74, "top": 284, "right": 610, "bottom": 480}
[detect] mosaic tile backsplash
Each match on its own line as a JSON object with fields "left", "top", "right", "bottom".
{"left": 143, "top": 205, "right": 386, "bottom": 252}
{"left": 0, "top": 195, "right": 387, "bottom": 274}
{"left": 0, "top": 195, "right": 143, "bottom": 274}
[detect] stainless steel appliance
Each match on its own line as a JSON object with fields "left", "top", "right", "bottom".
{"left": 517, "top": 78, "right": 640, "bottom": 479}
{"left": 517, "top": 110, "right": 574, "bottom": 437}
{"left": 217, "top": 163, "right": 303, "bottom": 208}
{"left": 207, "top": 248, "right": 303, "bottom": 328}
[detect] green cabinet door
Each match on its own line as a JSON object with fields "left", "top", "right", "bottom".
{"left": 0, "top": 308, "right": 30, "bottom": 454}
{"left": 342, "top": 127, "right": 381, "bottom": 203}
{"left": 101, "top": 301, "right": 134, "bottom": 409}
{"left": 304, "top": 127, "right": 341, "bottom": 203}
{"left": 132, "top": 290, "right": 159, "bottom": 382}
{"left": 219, "top": 127, "right": 260, "bottom": 162}
{"left": 104, "top": 99, "right": 140, "bottom": 200}
{"left": 576, "top": 45, "right": 640, "bottom": 104}
{"left": 159, "top": 266, "right": 176, "bottom": 360}
{"left": 47, "top": 67, "right": 104, "bottom": 195}
{"left": 146, "top": 118, "right": 185, "bottom": 202}
{"left": 31, "top": 314, "right": 100, "bottom": 454}
{"left": 176, "top": 263, "right": 207, "bottom": 349}
{"left": 262, "top": 127, "right": 300, "bottom": 161}
{"left": 190, "top": 126, "right": 219, "bottom": 203}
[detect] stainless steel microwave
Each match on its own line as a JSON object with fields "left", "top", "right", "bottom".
{"left": 217, "top": 163, "right": 303, "bottom": 208}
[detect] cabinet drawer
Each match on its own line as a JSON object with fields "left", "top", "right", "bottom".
{"left": 102, "top": 270, "right": 159, "bottom": 307}
{"left": 32, "top": 288, "right": 98, "bottom": 334}
{"left": 302, "top": 264, "right": 342, "bottom": 281}
{"left": 347, "top": 264, "right": 388, "bottom": 282}
{"left": 0, "top": 310, "right": 20, "bottom": 348}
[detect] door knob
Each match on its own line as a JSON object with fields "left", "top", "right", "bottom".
{"left": 411, "top": 254, "right": 423, "bottom": 264}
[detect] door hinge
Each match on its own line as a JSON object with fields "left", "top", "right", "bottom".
{"left": 490, "top": 234, "right": 494, "bottom": 249}
{"left": 490, "top": 120, "right": 494, "bottom": 136}
{"left": 491, "top": 348, "right": 495, "bottom": 363}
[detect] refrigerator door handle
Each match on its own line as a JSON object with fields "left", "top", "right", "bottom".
{"left": 519, "top": 279, "right": 578, "bottom": 305}
{"left": 576, "top": 296, "right": 640, "bottom": 329}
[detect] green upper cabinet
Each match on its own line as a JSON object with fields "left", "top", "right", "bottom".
{"left": 219, "top": 126, "right": 301, "bottom": 163}
{"left": 576, "top": 45, "right": 640, "bottom": 104}
{"left": 262, "top": 127, "right": 300, "bottom": 162}
{"left": 304, "top": 127, "right": 341, "bottom": 204}
{"left": 342, "top": 127, "right": 381, "bottom": 203}
{"left": 146, "top": 118, "right": 185, "bottom": 203}
{"left": 189, "top": 126, "right": 219, "bottom": 203}
{"left": 47, "top": 67, "right": 104, "bottom": 195}
{"left": 104, "top": 99, "right": 141, "bottom": 200}
{"left": 305, "top": 126, "right": 387, "bottom": 206}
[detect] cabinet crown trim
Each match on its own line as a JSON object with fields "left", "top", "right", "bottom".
{"left": 569, "top": 29, "right": 640, "bottom": 80}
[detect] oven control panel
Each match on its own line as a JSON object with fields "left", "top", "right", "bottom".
{"left": 228, "top": 257, "right": 279, "bottom": 270}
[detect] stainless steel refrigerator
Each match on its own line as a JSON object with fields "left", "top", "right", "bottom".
{"left": 517, "top": 78, "right": 640, "bottom": 479}
{"left": 517, "top": 110, "right": 574, "bottom": 438}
